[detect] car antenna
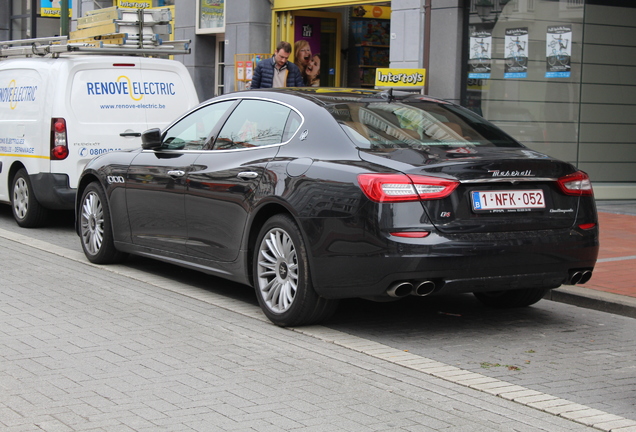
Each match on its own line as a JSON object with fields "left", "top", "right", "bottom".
{"left": 362, "top": 87, "right": 396, "bottom": 102}
{"left": 380, "top": 88, "right": 395, "bottom": 103}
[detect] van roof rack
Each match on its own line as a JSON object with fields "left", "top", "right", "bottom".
{"left": 0, "top": 7, "right": 190, "bottom": 59}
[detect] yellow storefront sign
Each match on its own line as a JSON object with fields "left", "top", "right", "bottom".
{"left": 40, "top": 0, "right": 73, "bottom": 18}
{"left": 116, "top": 0, "right": 152, "bottom": 8}
{"left": 375, "top": 68, "right": 426, "bottom": 88}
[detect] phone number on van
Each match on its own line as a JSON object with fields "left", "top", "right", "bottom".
{"left": 79, "top": 148, "right": 122, "bottom": 156}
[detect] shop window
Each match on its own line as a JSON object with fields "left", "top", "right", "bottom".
{"left": 349, "top": 9, "right": 390, "bottom": 88}
{"left": 196, "top": 0, "right": 224, "bottom": 34}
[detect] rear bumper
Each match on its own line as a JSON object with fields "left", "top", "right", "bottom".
{"left": 31, "top": 173, "right": 75, "bottom": 210}
{"left": 307, "top": 225, "right": 599, "bottom": 299}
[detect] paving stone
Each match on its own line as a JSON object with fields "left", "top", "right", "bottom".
{"left": 0, "top": 225, "right": 624, "bottom": 432}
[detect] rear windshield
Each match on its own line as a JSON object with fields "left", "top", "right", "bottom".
{"left": 328, "top": 100, "right": 522, "bottom": 150}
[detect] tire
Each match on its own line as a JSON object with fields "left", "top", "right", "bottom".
{"left": 253, "top": 214, "right": 338, "bottom": 327}
{"left": 11, "top": 168, "right": 49, "bottom": 228}
{"left": 474, "top": 288, "right": 547, "bottom": 308}
{"left": 79, "top": 182, "right": 127, "bottom": 264}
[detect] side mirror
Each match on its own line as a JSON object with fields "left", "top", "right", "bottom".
{"left": 141, "top": 128, "right": 162, "bottom": 150}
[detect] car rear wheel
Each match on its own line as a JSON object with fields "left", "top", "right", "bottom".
{"left": 254, "top": 214, "right": 338, "bottom": 327}
{"left": 79, "top": 182, "right": 126, "bottom": 264}
{"left": 474, "top": 288, "right": 547, "bottom": 308}
{"left": 11, "top": 168, "right": 49, "bottom": 228}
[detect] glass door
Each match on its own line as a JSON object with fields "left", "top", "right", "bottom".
{"left": 274, "top": 10, "right": 341, "bottom": 87}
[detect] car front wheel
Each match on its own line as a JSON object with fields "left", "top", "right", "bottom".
{"left": 254, "top": 214, "right": 338, "bottom": 327}
{"left": 79, "top": 182, "right": 126, "bottom": 264}
{"left": 11, "top": 168, "right": 48, "bottom": 228}
{"left": 474, "top": 288, "right": 547, "bottom": 308}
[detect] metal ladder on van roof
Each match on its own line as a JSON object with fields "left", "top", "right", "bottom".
{"left": 0, "top": 7, "right": 190, "bottom": 59}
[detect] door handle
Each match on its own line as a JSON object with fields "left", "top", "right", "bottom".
{"left": 120, "top": 132, "right": 142, "bottom": 137}
{"left": 238, "top": 171, "right": 259, "bottom": 179}
{"left": 167, "top": 170, "right": 186, "bottom": 177}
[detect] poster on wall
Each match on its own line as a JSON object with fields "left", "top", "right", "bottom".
{"left": 294, "top": 16, "right": 322, "bottom": 61}
{"left": 468, "top": 29, "right": 492, "bottom": 79}
{"left": 504, "top": 27, "right": 528, "bottom": 79}
{"left": 545, "top": 25, "right": 572, "bottom": 78}
{"left": 199, "top": 0, "right": 225, "bottom": 30}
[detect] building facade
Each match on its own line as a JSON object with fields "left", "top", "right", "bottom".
{"left": 1, "top": 0, "right": 634, "bottom": 199}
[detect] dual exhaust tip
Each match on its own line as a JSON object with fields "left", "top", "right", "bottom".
{"left": 387, "top": 280, "right": 438, "bottom": 298}
{"left": 388, "top": 270, "right": 593, "bottom": 298}
{"left": 568, "top": 270, "right": 593, "bottom": 285}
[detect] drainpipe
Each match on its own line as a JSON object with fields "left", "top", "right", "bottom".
{"left": 423, "top": 0, "right": 431, "bottom": 95}
{"left": 60, "top": 0, "right": 69, "bottom": 36}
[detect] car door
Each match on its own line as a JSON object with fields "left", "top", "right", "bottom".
{"left": 126, "top": 100, "right": 236, "bottom": 254}
{"left": 185, "top": 98, "right": 302, "bottom": 262}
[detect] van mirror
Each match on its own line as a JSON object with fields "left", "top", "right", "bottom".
{"left": 141, "top": 128, "right": 163, "bottom": 149}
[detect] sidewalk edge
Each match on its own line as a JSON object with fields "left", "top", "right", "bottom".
{"left": 545, "top": 286, "right": 636, "bottom": 319}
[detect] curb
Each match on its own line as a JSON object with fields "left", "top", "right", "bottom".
{"left": 545, "top": 286, "right": 636, "bottom": 319}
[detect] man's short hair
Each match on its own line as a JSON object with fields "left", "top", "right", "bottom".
{"left": 276, "top": 41, "right": 292, "bottom": 53}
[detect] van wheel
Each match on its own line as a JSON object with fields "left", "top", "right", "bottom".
{"left": 11, "top": 169, "right": 49, "bottom": 228}
{"left": 79, "top": 182, "right": 126, "bottom": 264}
{"left": 253, "top": 214, "right": 338, "bottom": 327}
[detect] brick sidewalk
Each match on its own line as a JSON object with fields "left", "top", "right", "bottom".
{"left": 582, "top": 212, "right": 636, "bottom": 298}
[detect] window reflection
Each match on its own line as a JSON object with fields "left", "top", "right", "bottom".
{"left": 214, "top": 100, "right": 295, "bottom": 149}
{"left": 162, "top": 100, "right": 234, "bottom": 150}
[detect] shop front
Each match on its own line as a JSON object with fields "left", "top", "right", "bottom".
{"left": 269, "top": 1, "right": 392, "bottom": 89}
{"left": 463, "top": 0, "right": 636, "bottom": 199}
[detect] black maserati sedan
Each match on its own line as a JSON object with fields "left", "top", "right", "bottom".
{"left": 76, "top": 88, "right": 599, "bottom": 327}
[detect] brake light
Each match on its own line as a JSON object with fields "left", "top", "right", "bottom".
{"left": 391, "top": 231, "right": 431, "bottom": 238}
{"left": 50, "top": 118, "right": 69, "bottom": 160}
{"left": 557, "top": 171, "right": 593, "bottom": 196}
{"left": 358, "top": 173, "right": 459, "bottom": 203}
{"left": 578, "top": 223, "right": 596, "bottom": 230}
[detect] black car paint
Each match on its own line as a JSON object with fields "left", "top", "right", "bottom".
{"left": 77, "top": 88, "right": 599, "bottom": 300}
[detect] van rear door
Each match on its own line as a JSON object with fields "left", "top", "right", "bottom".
{"left": 65, "top": 56, "right": 199, "bottom": 187}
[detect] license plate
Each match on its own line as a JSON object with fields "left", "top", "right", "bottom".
{"left": 472, "top": 190, "right": 545, "bottom": 212}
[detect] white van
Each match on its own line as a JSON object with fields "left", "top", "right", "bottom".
{"left": 0, "top": 45, "right": 199, "bottom": 227}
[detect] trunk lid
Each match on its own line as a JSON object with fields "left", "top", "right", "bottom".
{"left": 359, "top": 146, "right": 581, "bottom": 233}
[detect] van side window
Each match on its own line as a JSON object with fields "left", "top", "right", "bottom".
{"left": 163, "top": 100, "right": 234, "bottom": 150}
{"left": 213, "top": 100, "right": 292, "bottom": 150}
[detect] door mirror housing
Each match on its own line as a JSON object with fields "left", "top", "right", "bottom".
{"left": 141, "top": 128, "right": 162, "bottom": 149}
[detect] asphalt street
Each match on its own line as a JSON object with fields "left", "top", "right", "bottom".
{"left": 0, "top": 204, "right": 635, "bottom": 431}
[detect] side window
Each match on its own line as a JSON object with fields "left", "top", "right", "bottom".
{"left": 162, "top": 100, "right": 235, "bottom": 150}
{"left": 214, "top": 99, "right": 293, "bottom": 150}
{"left": 282, "top": 110, "right": 302, "bottom": 142}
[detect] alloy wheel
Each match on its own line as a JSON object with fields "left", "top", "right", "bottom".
{"left": 256, "top": 227, "right": 299, "bottom": 313}
{"left": 80, "top": 191, "right": 104, "bottom": 256}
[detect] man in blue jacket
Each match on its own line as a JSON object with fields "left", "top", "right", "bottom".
{"left": 251, "top": 41, "right": 305, "bottom": 89}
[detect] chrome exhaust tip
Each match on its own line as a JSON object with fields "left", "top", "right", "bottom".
{"left": 579, "top": 270, "right": 592, "bottom": 284}
{"left": 568, "top": 271, "right": 583, "bottom": 285}
{"left": 387, "top": 281, "right": 413, "bottom": 298}
{"left": 413, "top": 280, "right": 436, "bottom": 297}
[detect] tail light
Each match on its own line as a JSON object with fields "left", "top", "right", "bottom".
{"left": 557, "top": 171, "right": 593, "bottom": 196}
{"left": 51, "top": 118, "right": 69, "bottom": 160}
{"left": 358, "top": 173, "right": 459, "bottom": 203}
